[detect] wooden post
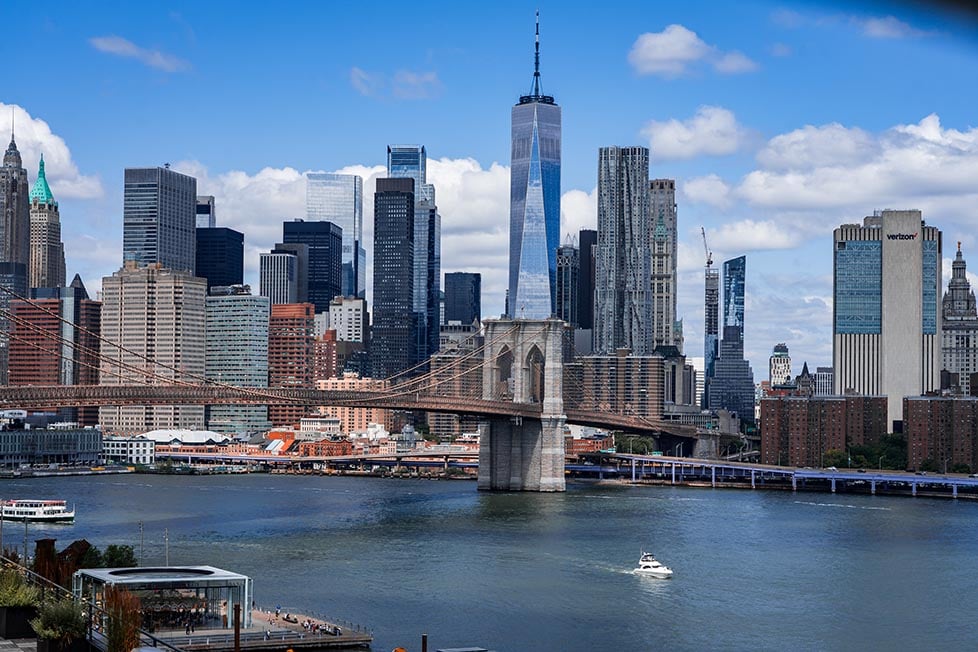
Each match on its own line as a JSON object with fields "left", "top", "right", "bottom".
{"left": 422, "top": 633, "right": 428, "bottom": 652}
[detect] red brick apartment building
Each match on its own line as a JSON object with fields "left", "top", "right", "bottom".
{"left": 904, "top": 396, "right": 978, "bottom": 472}
{"left": 268, "top": 303, "right": 315, "bottom": 427}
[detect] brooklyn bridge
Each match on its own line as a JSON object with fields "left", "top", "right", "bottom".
{"left": 0, "top": 287, "right": 702, "bottom": 493}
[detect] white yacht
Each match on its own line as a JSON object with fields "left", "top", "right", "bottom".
{"left": 633, "top": 552, "right": 673, "bottom": 578}
{"left": 0, "top": 500, "right": 75, "bottom": 522}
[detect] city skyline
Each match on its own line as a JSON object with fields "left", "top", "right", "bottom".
{"left": 4, "top": 1, "right": 978, "bottom": 373}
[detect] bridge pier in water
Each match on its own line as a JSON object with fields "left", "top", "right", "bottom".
{"left": 478, "top": 318, "right": 567, "bottom": 492}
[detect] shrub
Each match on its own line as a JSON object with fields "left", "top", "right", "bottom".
{"left": 0, "top": 568, "right": 40, "bottom": 607}
{"left": 30, "top": 599, "right": 87, "bottom": 646}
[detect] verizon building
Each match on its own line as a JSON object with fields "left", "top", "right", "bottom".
{"left": 833, "top": 209, "right": 941, "bottom": 431}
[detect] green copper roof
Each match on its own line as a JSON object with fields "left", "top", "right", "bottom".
{"left": 29, "top": 154, "right": 57, "bottom": 206}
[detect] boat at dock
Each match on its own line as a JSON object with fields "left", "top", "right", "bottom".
{"left": 633, "top": 552, "right": 673, "bottom": 578}
{"left": 0, "top": 499, "right": 75, "bottom": 522}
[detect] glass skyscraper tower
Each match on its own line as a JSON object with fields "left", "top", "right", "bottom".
{"left": 306, "top": 173, "right": 365, "bottom": 298}
{"left": 509, "top": 13, "right": 561, "bottom": 319}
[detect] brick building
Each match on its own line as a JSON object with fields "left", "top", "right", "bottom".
{"left": 268, "top": 303, "right": 315, "bottom": 427}
{"left": 316, "top": 373, "right": 392, "bottom": 433}
{"left": 760, "top": 395, "right": 887, "bottom": 467}
{"left": 904, "top": 396, "right": 978, "bottom": 473}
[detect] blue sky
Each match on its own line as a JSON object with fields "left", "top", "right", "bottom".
{"left": 4, "top": 0, "right": 978, "bottom": 376}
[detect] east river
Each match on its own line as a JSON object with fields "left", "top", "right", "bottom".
{"left": 3, "top": 473, "right": 977, "bottom": 651}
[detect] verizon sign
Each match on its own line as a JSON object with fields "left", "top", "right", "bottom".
{"left": 886, "top": 233, "right": 918, "bottom": 240}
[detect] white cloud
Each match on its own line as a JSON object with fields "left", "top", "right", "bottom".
{"left": 89, "top": 36, "right": 189, "bottom": 72}
{"left": 683, "top": 174, "right": 731, "bottom": 209}
{"left": 349, "top": 67, "right": 442, "bottom": 100}
{"left": 0, "top": 103, "right": 102, "bottom": 199}
{"left": 560, "top": 188, "right": 598, "bottom": 237}
{"left": 855, "top": 15, "right": 930, "bottom": 39}
{"left": 738, "top": 114, "right": 978, "bottom": 220}
{"left": 628, "top": 24, "right": 757, "bottom": 77}
{"left": 707, "top": 220, "right": 803, "bottom": 252}
{"left": 642, "top": 105, "right": 748, "bottom": 160}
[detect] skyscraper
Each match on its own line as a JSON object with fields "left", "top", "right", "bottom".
{"left": 195, "top": 227, "right": 243, "bottom": 291}
{"left": 942, "top": 243, "right": 978, "bottom": 395}
{"left": 259, "top": 248, "right": 301, "bottom": 305}
{"left": 703, "top": 261, "right": 719, "bottom": 408}
{"left": 508, "top": 13, "right": 561, "bottom": 319}
{"left": 769, "top": 343, "right": 791, "bottom": 385}
{"left": 122, "top": 167, "right": 197, "bottom": 273}
{"left": 577, "top": 229, "right": 597, "bottom": 330}
{"left": 723, "top": 256, "right": 746, "bottom": 337}
{"left": 444, "top": 272, "right": 481, "bottom": 325}
{"left": 708, "top": 256, "right": 755, "bottom": 426}
{"left": 282, "top": 219, "right": 342, "bottom": 313}
{"left": 594, "top": 146, "right": 651, "bottom": 355}
{"left": 206, "top": 285, "right": 271, "bottom": 435}
{"left": 306, "top": 173, "right": 365, "bottom": 298}
{"left": 0, "top": 132, "right": 30, "bottom": 384}
{"left": 372, "top": 177, "right": 416, "bottom": 379}
{"left": 386, "top": 145, "right": 441, "bottom": 359}
{"left": 555, "top": 240, "right": 579, "bottom": 326}
{"left": 834, "top": 210, "right": 942, "bottom": 429}
{"left": 99, "top": 262, "right": 207, "bottom": 434}
{"left": 28, "top": 155, "right": 66, "bottom": 289}
{"left": 268, "top": 303, "right": 315, "bottom": 427}
{"left": 196, "top": 195, "right": 216, "bottom": 229}
{"left": 650, "top": 179, "right": 678, "bottom": 348}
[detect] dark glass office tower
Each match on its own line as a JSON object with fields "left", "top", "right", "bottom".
{"left": 702, "top": 263, "right": 720, "bottom": 409}
{"left": 282, "top": 219, "right": 342, "bottom": 313}
{"left": 123, "top": 166, "right": 197, "bottom": 273}
{"left": 508, "top": 13, "right": 561, "bottom": 319}
{"left": 556, "top": 241, "right": 579, "bottom": 326}
{"left": 306, "top": 173, "right": 365, "bottom": 298}
{"left": 723, "top": 255, "right": 746, "bottom": 338}
{"left": 372, "top": 178, "right": 416, "bottom": 379}
{"left": 577, "top": 229, "right": 597, "bottom": 330}
{"left": 387, "top": 145, "right": 441, "bottom": 361}
{"left": 708, "top": 256, "right": 754, "bottom": 426}
{"left": 444, "top": 272, "right": 481, "bottom": 325}
{"left": 195, "top": 227, "right": 243, "bottom": 290}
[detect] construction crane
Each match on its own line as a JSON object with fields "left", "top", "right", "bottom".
{"left": 701, "top": 226, "right": 713, "bottom": 268}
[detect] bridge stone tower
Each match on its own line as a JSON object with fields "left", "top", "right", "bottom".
{"left": 479, "top": 317, "right": 567, "bottom": 492}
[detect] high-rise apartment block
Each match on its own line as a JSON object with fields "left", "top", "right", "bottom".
{"left": 282, "top": 219, "right": 342, "bottom": 313}
{"left": 28, "top": 156, "right": 66, "bottom": 289}
{"left": 942, "top": 244, "right": 978, "bottom": 395}
{"left": 372, "top": 177, "right": 416, "bottom": 379}
{"left": 306, "top": 173, "right": 365, "bottom": 298}
{"left": 595, "top": 146, "right": 651, "bottom": 355}
{"left": 122, "top": 167, "right": 197, "bottom": 273}
{"left": 98, "top": 262, "right": 207, "bottom": 434}
{"left": 508, "top": 15, "right": 560, "bottom": 319}
{"left": 650, "top": 179, "right": 678, "bottom": 349}
{"left": 268, "top": 303, "right": 315, "bottom": 427}
{"left": 904, "top": 396, "right": 978, "bottom": 472}
{"left": 195, "top": 227, "right": 243, "bottom": 291}
{"left": 205, "top": 285, "right": 271, "bottom": 435}
{"left": 329, "top": 296, "right": 368, "bottom": 343}
{"left": 8, "top": 276, "right": 101, "bottom": 425}
{"left": 769, "top": 343, "right": 791, "bottom": 386}
{"left": 703, "top": 261, "right": 720, "bottom": 408}
{"left": 555, "top": 241, "right": 579, "bottom": 326}
{"left": 833, "top": 210, "right": 941, "bottom": 430}
{"left": 387, "top": 145, "right": 441, "bottom": 360}
{"left": 444, "top": 272, "right": 481, "bottom": 326}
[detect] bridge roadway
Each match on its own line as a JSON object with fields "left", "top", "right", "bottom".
{"left": 0, "top": 384, "right": 697, "bottom": 436}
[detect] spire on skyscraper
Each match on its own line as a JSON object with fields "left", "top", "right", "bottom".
{"left": 519, "top": 11, "right": 555, "bottom": 105}
{"left": 29, "top": 154, "right": 56, "bottom": 206}
{"left": 4, "top": 109, "right": 21, "bottom": 168}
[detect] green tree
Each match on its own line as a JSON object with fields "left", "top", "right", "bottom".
{"left": 103, "top": 545, "right": 137, "bottom": 568}
{"left": 822, "top": 449, "right": 846, "bottom": 467}
{"left": 77, "top": 546, "right": 103, "bottom": 569}
{"left": 919, "top": 458, "right": 938, "bottom": 472}
{"left": 952, "top": 463, "right": 971, "bottom": 474}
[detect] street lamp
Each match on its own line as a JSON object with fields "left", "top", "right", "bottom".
{"left": 673, "top": 443, "right": 683, "bottom": 458}
{"left": 878, "top": 455, "right": 885, "bottom": 471}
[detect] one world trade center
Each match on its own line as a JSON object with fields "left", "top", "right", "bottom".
{"left": 508, "top": 12, "right": 561, "bottom": 319}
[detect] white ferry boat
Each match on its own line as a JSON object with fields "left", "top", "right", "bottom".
{"left": 0, "top": 500, "right": 75, "bottom": 522}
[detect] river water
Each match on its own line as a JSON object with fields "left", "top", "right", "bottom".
{"left": 3, "top": 473, "right": 975, "bottom": 651}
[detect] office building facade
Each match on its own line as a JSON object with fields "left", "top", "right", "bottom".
{"left": 268, "top": 303, "right": 315, "bottom": 427}
{"left": 703, "top": 262, "right": 720, "bottom": 408}
{"left": 372, "top": 178, "right": 416, "bottom": 379}
{"left": 833, "top": 210, "right": 942, "bottom": 430}
{"left": 306, "top": 173, "right": 365, "bottom": 298}
{"left": 444, "top": 272, "right": 481, "bottom": 326}
{"left": 196, "top": 195, "right": 216, "bottom": 229}
{"left": 98, "top": 262, "right": 207, "bottom": 434}
{"left": 555, "top": 241, "right": 579, "bottom": 326}
{"left": 260, "top": 248, "right": 302, "bottom": 305}
{"left": 508, "top": 16, "right": 561, "bottom": 319}
{"left": 122, "top": 167, "right": 197, "bottom": 273}
{"left": 195, "top": 227, "right": 243, "bottom": 291}
{"left": 0, "top": 134, "right": 30, "bottom": 384}
{"left": 28, "top": 155, "right": 66, "bottom": 289}
{"left": 650, "top": 179, "right": 678, "bottom": 348}
{"left": 282, "top": 219, "right": 342, "bottom": 313}
{"left": 577, "top": 229, "right": 597, "bottom": 330}
{"left": 387, "top": 145, "right": 441, "bottom": 360}
{"left": 594, "top": 146, "right": 651, "bottom": 355}
{"left": 205, "top": 286, "right": 271, "bottom": 435}
{"left": 769, "top": 343, "right": 791, "bottom": 386}
{"left": 942, "top": 244, "right": 978, "bottom": 395}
